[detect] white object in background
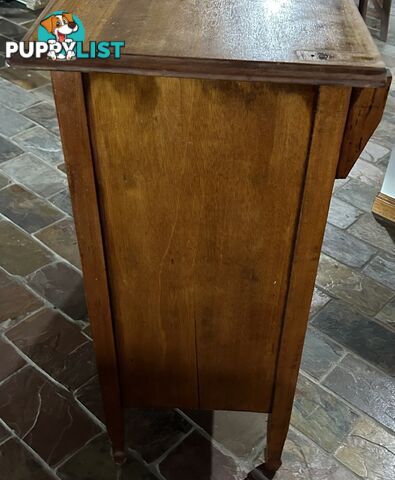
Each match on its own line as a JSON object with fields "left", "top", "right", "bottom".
{"left": 372, "top": 146, "right": 395, "bottom": 223}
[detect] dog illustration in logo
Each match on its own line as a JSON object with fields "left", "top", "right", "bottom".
{"left": 40, "top": 13, "right": 79, "bottom": 60}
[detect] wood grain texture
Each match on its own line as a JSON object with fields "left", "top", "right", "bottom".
{"left": 337, "top": 71, "right": 391, "bottom": 178}
{"left": 51, "top": 72, "right": 124, "bottom": 455}
{"left": 10, "top": 0, "right": 386, "bottom": 86}
{"left": 85, "top": 73, "right": 317, "bottom": 411}
{"left": 372, "top": 192, "right": 395, "bottom": 223}
{"left": 264, "top": 86, "right": 352, "bottom": 472}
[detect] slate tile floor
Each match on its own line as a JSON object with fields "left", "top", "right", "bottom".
{"left": 0, "top": 2, "right": 395, "bottom": 480}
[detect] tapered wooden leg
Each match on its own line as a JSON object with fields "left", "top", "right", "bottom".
{"left": 52, "top": 71, "right": 126, "bottom": 466}
{"left": 262, "top": 86, "right": 352, "bottom": 474}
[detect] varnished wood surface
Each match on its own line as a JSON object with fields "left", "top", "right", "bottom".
{"left": 265, "top": 85, "right": 351, "bottom": 471}
{"left": 337, "top": 71, "right": 391, "bottom": 178}
{"left": 372, "top": 192, "right": 395, "bottom": 223}
{"left": 51, "top": 72, "right": 124, "bottom": 455}
{"left": 85, "top": 73, "right": 316, "bottom": 411}
{"left": 11, "top": 0, "right": 386, "bottom": 86}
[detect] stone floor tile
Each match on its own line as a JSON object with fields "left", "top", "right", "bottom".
{"left": 363, "top": 254, "right": 395, "bottom": 290}
{"left": 0, "top": 366, "right": 101, "bottom": 466}
{"left": 184, "top": 410, "right": 266, "bottom": 464}
{"left": 13, "top": 126, "right": 64, "bottom": 166}
{"left": 332, "top": 178, "right": 349, "bottom": 192}
{"left": 159, "top": 430, "right": 244, "bottom": 480}
{"left": 309, "top": 288, "right": 331, "bottom": 317}
{"left": 0, "top": 1, "right": 37, "bottom": 24}
{"left": 58, "top": 163, "right": 67, "bottom": 174}
{"left": 290, "top": 375, "right": 358, "bottom": 453}
{"left": 0, "top": 134, "right": 23, "bottom": 163}
{"left": 327, "top": 197, "right": 363, "bottom": 229}
{"left": 0, "top": 68, "right": 49, "bottom": 91}
{"left": 316, "top": 255, "right": 394, "bottom": 316}
{"left": 75, "top": 376, "right": 105, "bottom": 422}
{"left": 324, "top": 354, "right": 395, "bottom": 432}
{"left": 58, "top": 435, "right": 157, "bottom": 480}
{"left": 49, "top": 189, "right": 72, "bottom": 216}
{"left": 0, "top": 104, "right": 35, "bottom": 137}
{"left": 0, "top": 338, "right": 25, "bottom": 382}
{"left": 0, "top": 423, "right": 10, "bottom": 443}
{"left": 312, "top": 300, "right": 395, "bottom": 376}
{"left": 376, "top": 297, "right": 395, "bottom": 329}
{"left": 349, "top": 159, "right": 385, "bottom": 188}
{"left": 125, "top": 409, "right": 192, "bottom": 463}
{"left": 0, "top": 268, "right": 42, "bottom": 328}
{"left": 0, "top": 438, "right": 56, "bottom": 480}
{"left": 0, "top": 184, "right": 63, "bottom": 233}
{"left": 21, "top": 101, "right": 59, "bottom": 133}
{"left": 27, "top": 262, "right": 87, "bottom": 320}
{"left": 0, "top": 77, "right": 40, "bottom": 111}
{"left": 35, "top": 218, "right": 81, "bottom": 268}
{"left": 254, "top": 428, "right": 360, "bottom": 480}
{"left": 322, "top": 224, "right": 377, "bottom": 268}
{"left": 0, "top": 220, "right": 53, "bottom": 275}
{"left": 0, "top": 18, "right": 27, "bottom": 40}
{"left": 334, "top": 418, "right": 395, "bottom": 480}
{"left": 348, "top": 213, "right": 395, "bottom": 255}
{"left": 6, "top": 309, "right": 95, "bottom": 391}
{"left": 334, "top": 178, "right": 379, "bottom": 212}
{"left": 0, "top": 55, "right": 4, "bottom": 68}
{"left": 1, "top": 153, "right": 67, "bottom": 197}
{"left": 32, "top": 85, "right": 55, "bottom": 105}
{"left": 372, "top": 118, "right": 395, "bottom": 149}
{"left": 360, "top": 141, "right": 391, "bottom": 164}
{"left": 301, "top": 328, "right": 344, "bottom": 380}
{"left": 0, "top": 172, "right": 9, "bottom": 189}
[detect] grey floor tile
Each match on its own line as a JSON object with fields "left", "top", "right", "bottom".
{"left": 0, "top": 438, "right": 55, "bottom": 480}
{"left": 348, "top": 213, "right": 395, "bottom": 255}
{"left": 0, "top": 68, "right": 49, "bottom": 91}
{"left": 316, "top": 255, "right": 394, "bottom": 316}
{"left": 0, "top": 104, "right": 35, "bottom": 137}
{"left": 0, "top": 134, "right": 23, "bottom": 163}
{"left": 35, "top": 218, "right": 81, "bottom": 268}
{"left": 0, "top": 172, "right": 10, "bottom": 189}
{"left": 20, "top": 101, "right": 58, "bottom": 133}
{"left": 0, "top": 77, "right": 40, "bottom": 111}
{"left": 322, "top": 224, "right": 377, "bottom": 268}
{"left": 184, "top": 410, "right": 266, "bottom": 464}
{"left": 0, "top": 184, "right": 63, "bottom": 233}
{"left": 309, "top": 288, "right": 331, "bottom": 317}
{"left": 334, "top": 417, "right": 395, "bottom": 480}
{"left": 324, "top": 355, "right": 395, "bottom": 432}
{"left": 27, "top": 262, "right": 87, "bottom": 320}
{"left": 0, "top": 153, "right": 67, "bottom": 197}
{"left": 301, "top": 328, "right": 344, "bottom": 380}
{"left": 348, "top": 159, "right": 385, "bottom": 188}
{"left": 327, "top": 197, "right": 363, "bottom": 229}
{"left": 334, "top": 178, "right": 379, "bottom": 212}
{"left": 0, "top": 18, "right": 27, "bottom": 40}
{"left": 290, "top": 375, "right": 358, "bottom": 453}
{"left": 58, "top": 435, "right": 157, "bottom": 480}
{"left": 360, "top": 140, "right": 391, "bottom": 164}
{"left": 49, "top": 189, "right": 72, "bottom": 216}
{"left": 0, "top": 220, "right": 53, "bottom": 276}
{"left": 363, "top": 254, "right": 395, "bottom": 290}
{"left": 255, "top": 428, "right": 360, "bottom": 479}
{"left": 312, "top": 300, "right": 395, "bottom": 376}
{"left": 376, "top": 297, "right": 395, "bottom": 330}
{"left": 0, "top": 1, "right": 37, "bottom": 24}
{"left": 159, "top": 430, "right": 243, "bottom": 480}
{"left": 32, "top": 84, "right": 55, "bottom": 104}
{"left": 13, "top": 126, "right": 64, "bottom": 166}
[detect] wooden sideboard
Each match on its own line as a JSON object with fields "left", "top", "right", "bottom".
{"left": 11, "top": 0, "right": 390, "bottom": 475}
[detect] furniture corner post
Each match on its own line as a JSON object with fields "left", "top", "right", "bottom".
{"left": 51, "top": 71, "right": 125, "bottom": 459}
{"left": 264, "top": 85, "right": 352, "bottom": 473}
